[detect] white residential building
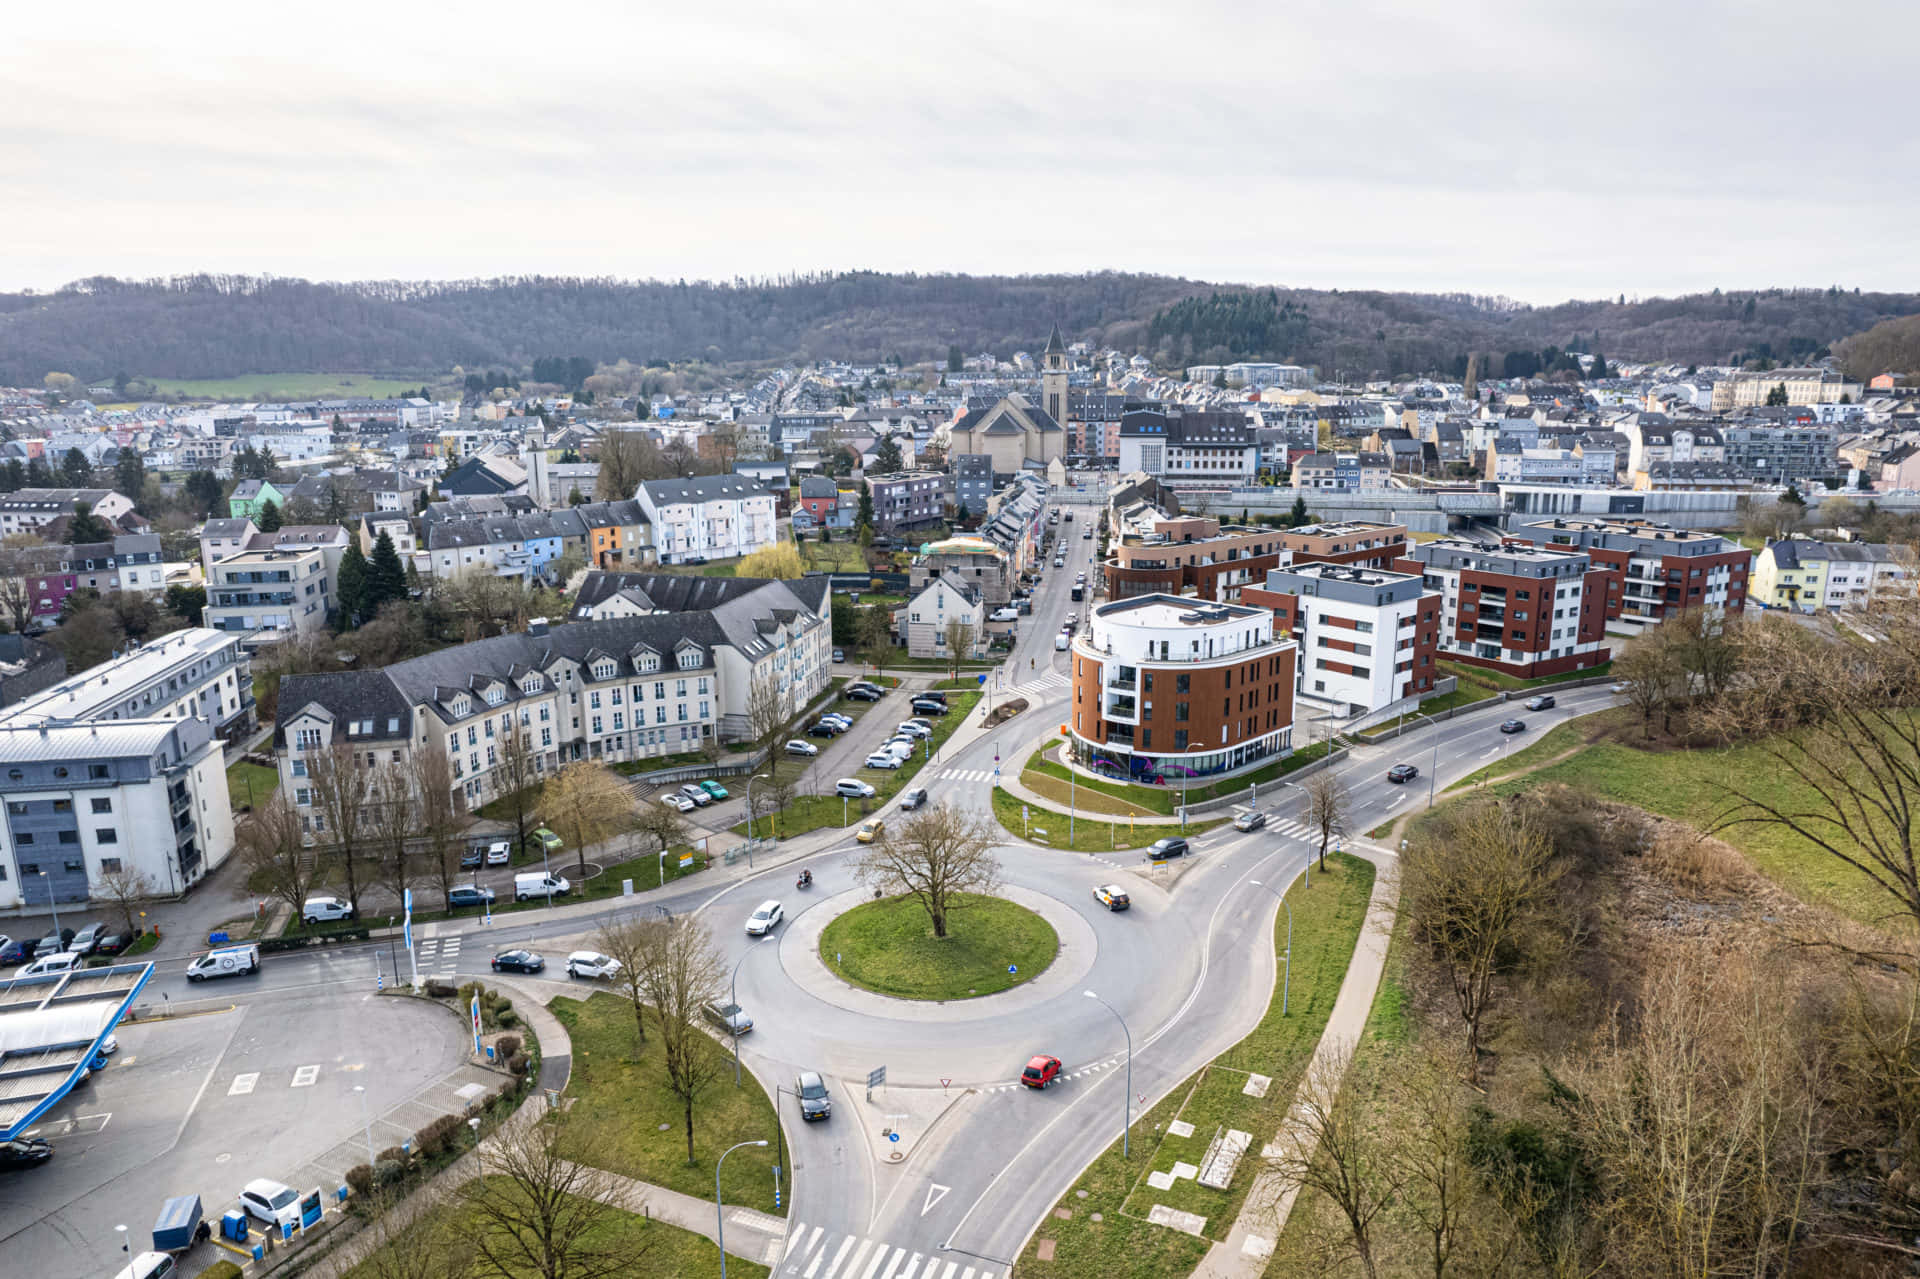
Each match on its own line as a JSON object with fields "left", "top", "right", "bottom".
{"left": 203, "top": 547, "right": 332, "bottom": 643}
{"left": 0, "top": 628, "right": 253, "bottom": 739}
{"left": 636, "top": 475, "right": 778, "bottom": 565}
{"left": 897, "top": 577, "right": 988, "bottom": 660}
{"left": 0, "top": 488, "right": 136, "bottom": 535}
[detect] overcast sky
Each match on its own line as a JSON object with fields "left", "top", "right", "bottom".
{"left": 4, "top": 0, "right": 1913, "bottom": 302}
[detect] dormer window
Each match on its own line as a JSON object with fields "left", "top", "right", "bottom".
{"left": 593, "top": 661, "right": 617, "bottom": 681}
{"left": 486, "top": 686, "right": 506, "bottom": 706}
{"left": 453, "top": 696, "right": 471, "bottom": 717}
{"left": 521, "top": 675, "right": 543, "bottom": 693}
{"left": 678, "top": 648, "right": 702, "bottom": 670}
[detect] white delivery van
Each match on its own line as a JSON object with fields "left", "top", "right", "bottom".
{"left": 514, "top": 872, "right": 571, "bottom": 902}
{"left": 20, "top": 950, "right": 81, "bottom": 978}
{"left": 300, "top": 896, "right": 354, "bottom": 924}
{"left": 186, "top": 944, "right": 260, "bottom": 982}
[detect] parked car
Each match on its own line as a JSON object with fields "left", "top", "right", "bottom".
{"left": 64, "top": 923, "right": 107, "bottom": 955}
{"left": 1147, "top": 837, "right": 1189, "bottom": 859}
{"left": 864, "top": 752, "right": 902, "bottom": 770}
{"left": 1608, "top": 681, "right": 1630, "bottom": 694}
{"left": 679, "top": 784, "right": 714, "bottom": 807}
{"left": 20, "top": 950, "right": 79, "bottom": 978}
{"left": 784, "top": 739, "right": 820, "bottom": 757}
{"left": 1232, "top": 810, "right": 1268, "bottom": 832}
{"left": 1525, "top": 694, "right": 1556, "bottom": 711}
{"left": 92, "top": 932, "right": 132, "bottom": 957}
{"left": 1093, "top": 885, "right": 1130, "bottom": 911}
{"left": 1020, "top": 1055, "right": 1063, "bottom": 1089}
{"left": 1386, "top": 763, "right": 1420, "bottom": 783}
{"left": 831, "top": 648, "right": 846, "bottom": 662}
{"left": 846, "top": 686, "right": 883, "bottom": 702}
{"left": 238, "top": 1179, "right": 302, "bottom": 1228}
{"left": 745, "top": 900, "right": 785, "bottom": 936}
{"left": 663, "top": 791, "right": 696, "bottom": 812}
{"left": 302, "top": 896, "right": 354, "bottom": 925}
{"left": 566, "top": 951, "right": 621, "bottom": 980}
{"left": 1499, "top": 719, "right": 1527, "bottom": 734}
{"left": 0, "top": 936, "right": 32, "bottom": 966}
{"left": 460, "top": 846, "right": 485, "bottom": 870}
{"left": 807, "top": 722, "right": 841, "bottom": 739}
{"left": 485, "top": 841, "right": 512, "bottom": 866}
{"left": 990, "top": 606, "right": 1018, "bottom": 622}
{"left": 910, "top": 698, "right": 948, "bottom": 715}
{"left": 512, "top": 872, "right": 570, "bottom": 902}
{"left": 113, "top": 1253, "right": 175, "bottom": 1279}
{"left": 447, "top": 885, "right": 495, "bottom": 909}
{"left": 490, "top": 949, "right": 544, "bottom": 974}
{"left": 36, "top": 927, "right": 73, "bottom": 954}
{"left": 856, "top": 818, "right": 885, "bottom": 844}
{"left": 835, "top": 778, "right": 876, "bottom": 799}
{"left": 699, "top": 780, "right": 729, "bottom": 800}
{"left": 703, "top": 1000, "right": 753, "bottom": 1035}
{"left": 896, "top": 721, "right": 931, "bottom": 739}
{"left": 899, "top": 786, "right": 929, "bottom": 810}
{"left": 1055, "top": 633, "right": 1070, "bottom": 651}
{"left": 0, "top": 1136, "right": 53, "bottom": 1171}
{"left": 795, "top": 1070, "right": 833, "bottom": 1121}
{"left": 906, "top": 717, "right": 934, "bottom": 732}
{"left": 822, "top": 712, "right": 854, "bottom": 727}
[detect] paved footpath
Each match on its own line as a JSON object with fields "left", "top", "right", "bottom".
{"left": 1190, "top": 841, "right": 1399, "bottom": 1278}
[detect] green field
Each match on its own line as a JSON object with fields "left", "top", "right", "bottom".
{"left": 819, "top": 892, "right": 1057, "bottom": 1000}
{"left": 225, "top": 760, "right": 279, "bottom": 814}
{"left": 989, "top": 786, "right": 1225, "bottom": 852}
{"left": 148, "top": 372, "right": 436, "bottom": 400}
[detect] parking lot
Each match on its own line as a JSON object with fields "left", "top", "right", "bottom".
{"left": 0, "top": 987, "right": 475, "bottom": 1279}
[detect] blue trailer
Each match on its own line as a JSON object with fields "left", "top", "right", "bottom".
{"left": 151, "top": 1195, "right": 206, "bottom": 1254}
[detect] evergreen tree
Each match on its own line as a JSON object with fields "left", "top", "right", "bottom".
{"left": 25, "top": 456, "right": 51, "bottom": 488}
{"left": 366, "top": 532, "right": 407, "bottom": 611}
{"left": 1588, "top": 349, "right": 1610, "bottom": 379}
{"left": 567, "top": 486, "right": 586, "bottom": 506}
{"left": 870, "top": 435, "right": 903, "bottom": 475}
{"left": 61, "top": 448, "right": 92, "bottom": 486}
{"left": 947, "top": 345, "right": 963, "bottom": 372}
{"left": 954, "top": 500, "right": 969, "bottom": 525}
{"left": 233, "top": 445, "right": 262, "bottom": 479}
{"left": 66, "top": 501, "right": 112, "bottom": 544}
{"left": 324, "top": 484, "right": 350, "bottom": 525}
{"left": 1289, "top": 496, "right": 1310, "bottom": 527}
{"left": 0, "top": 459, "right": 25, "bottom": 493}
{"left": 856, "top": 480, "right": 874, "bottom": 538}
{"left": 255, "top": 498, "right": 283, "bottom": 532}
{"left": 257, "top": 445, "right": 279, "bottom": 476}
{"left": 336, "top": 542, "right": 369, "bottom": 623}
{"left": 185, "top": 470, "right": 223, "bottom": 516}
{"left": 1766, "top": 383, "right": 1790, "bottom": 407}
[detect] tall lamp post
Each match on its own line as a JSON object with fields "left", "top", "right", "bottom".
{"left": 1082, "top": 990, "right": 1133, "bottom": 1157}
{"left": 1396, "top": 711, "right": 1442, "bottom": 809}
{"left": 352, "top": 1084, "right": 376, "bottom": 1167}
{"left": 744, "top": 772, "right": 773, "bottom": 857}
{"left": 728, "top": 941, "right": 763, "bottom": 1086}
{"left": 37, "top": 870, "right": 61, "bottom": 942}
{"left": 1249, "top": 878, "right": 1294, "bottom": 1016}
{"left": 715, "top": 1139, "right": 769, "bottom": 1279}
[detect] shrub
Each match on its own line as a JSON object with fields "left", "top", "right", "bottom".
{"left": 378, "top": 1145, "right": 410, "bottom": 1166}
{"left": 496, "top": 1008, "right": 518, "bottom": 1028}
{"left": 200, "top": 1263, "right": 243, "bottom": 1279}
{"left": 492, "top": 997, "right": 512, "bottom": 1013}
{"left": 345, "top": 1164, "right": 374, "bottom": 1197}
{"left": 425, "top": 981, "right": 457, "bottom": 998}
{"left": 373, "top": 1159, "right": 406, "bottom": 1187}
{"left": 422, "top": 1113, "right": 467, "bottom": 1154}
{"left": 507, "top": 1052, "right": 530, "bottom": 1076}
{"left": 495, "top": 1034, "right": 521, "bottom": 1060}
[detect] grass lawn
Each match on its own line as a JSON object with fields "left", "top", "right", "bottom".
{"left": 1022, "top": 742, "right": 1337, "bottom": 817}
{"left": 225, "top": 760, "right": 279, "bottom": 813}
{"left": 152, "top": 372, "right": 433, "bottom": 400}
{"left": 818, "top": 892, "right": 1057, "bottom": 999}
{"left": 1438, "top": 658, "right": 1612, "bottom": 692}
{"left": 1020, "top": 854, "right": 1376, "bottom": 1276}
{"left": 610, "top": 752, "right": 709, "bottom": 775}
{"left": 800, "top": 540, "right": 869, "bottom": 574}
{"left": 342, "top": 1182, "right": 766, "bottom": 1279}
{"left": 739, "top": 691, "right": 983, "bottom": 840}
{"left": 549, "top": 993, "right": 785, "bottom": 1215}
{"left": 989, "top": 785, "right": 1225, "bottom": 851}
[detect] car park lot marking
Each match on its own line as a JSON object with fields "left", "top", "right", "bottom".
{"left": 228, "top": 1071, "right": 260, "bottom": 1095}
{"left": 290, "top": 1064, "right": 320, "bottom": 1087}
{"left": 24, "top": 1111, "right": 110, "bottom": 1138}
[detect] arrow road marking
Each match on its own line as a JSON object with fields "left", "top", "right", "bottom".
{"left": 922, "top": 1183, "right": 951, "bottom": 1216}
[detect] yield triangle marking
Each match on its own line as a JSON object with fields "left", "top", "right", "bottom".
{"left": 921, "top": 1183, "right": 951, "bottom": 1216}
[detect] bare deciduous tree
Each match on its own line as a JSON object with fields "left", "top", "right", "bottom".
{"left": 635, "top": 798, "right": 689, "bottom": 864}
{"left": 1301, "top": 770, "right": 1349, "bottom": 873}
{"left": 355, "top": 1184, "right": 475, "bottom": 1279}
{"left": 1398, "top": 799, "right": 1559, "bottom": 1069}
{"left": 462, "top": 1118, "right": 649, "bottom": 1279}
{"left": 306, "top": 741, "right": 377, "bottom": 913}
{"left": 745, "top": 668, "right": 792, "bottom": 765}
{"left": 853, "top": 802, "right": 999, "bottom": 938}
{"left": 633, "top": 915, "right": 726, "bottom": 1163}
{"left": 239, "top": 791, "right": 323, "bottom": 918}
{"left": 92, "top": 866, "right": 157, "bottom": 936}
{"left": 590, "top": 916, "right": 655, "bottom": 1054}
{"left": 1611, "top": 628, "right": 1682, "bottom": 738}
{"left": 493, "top": 723, "right": 543, "bottom": 860}
{"left": 1263, "top": 1045, "right": 1398, "bottom": 1279}
{"left": 942, "top": 617, "right": 976, "bottom": 680}
{"left": 411, "top": 745, "right": 466, "bottom": 907}
{"left": 540, "top": 760, "right": 631, "bottom": 878}
{"left": 367, "top": 760, "right": 419, "bottom": 907}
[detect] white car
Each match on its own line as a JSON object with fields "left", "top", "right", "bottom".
{"left": 785, "top": 739, "right": 820, "bottom": 757}
{"left": 835, "top": 778, "right": 876, "bottom": 799}
{"left": 896, "top": 722, "right": 931, "bottom": 739}
{"left": 1055, "top": 633, "right": 1070, "bottom": 651}
{"left": 485, "top": 841, "right": 512, "bottom": 866}
{"left": 864, "top": 752, "right": 903, "bottom": 770}
{"left": 301, "top": 896, "right": 354, "bottom": 925}
{"left": 239, "top": 1178, "right": 302, "bottom": 1228}
{"left": 566, "top": 951, "right": 622, "bottom": 980}
{"left": 679, "top": 785, "right": 713, "bottom": 807}
{"left": 746, "top": 900, "right": 784, "bottom": 936}
{"left": 663, "top": 792, "right": 696, "bottom": 813}
{"left": 905, "top": 717, "right": 934, "bottom": 732}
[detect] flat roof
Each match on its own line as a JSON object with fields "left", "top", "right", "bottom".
{"left": 0, "top": 961, "right": 153, "bottom": 1139}
{"left": 1095, "top": 594, "right": 1266, "bottom": 627}
{"left": 0, "top": 628, "right": 236, "bottom": 728}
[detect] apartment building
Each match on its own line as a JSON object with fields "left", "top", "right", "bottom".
{"left": 1290, "top": 452, "right": 1390, "bottom": 490}
{"left": 952, "top": 454, "right": 995, "bottom": 518}
{"left": 0, "top": 718, "right": 235, "bottom": 907}
{"left": 909, "top": 537, "right": 1015, "bottom": 609}
{"left": 10, "top": 534, "right": 167, "bottom": 627}
{"left": 1241, "top": 564, "right": 1442, "bottom": 715}
{"left": 636, "top": 474, "right": 777, "bottom": 565}
{"left": 203, "top": 547, "right": 333, "bottom": 643}
{"left": 1273, "top": 522, "right": 1412, "bottom": 570}
{"left": 868, "top": 471, "right": 946, "bottom": 533}
{"left": 1116, "top": 410, "right": 1260, "bottom": 486}
{"left": 0, "top": 628, "right": 253, "bottom": 740}
{"left": 1397, "top": 540, "right": 1611, "bottom": 678}
{"left": 0, "top": 488, "right": 136, "bottom": 536}
{"left": 1713, "top": 367, "right": 1862, "bottom": 411}
{"left": 1068, "top": 595, "right": 1298, "bottom": 784}
{"left": 1106, "top": 516, "right": 1294, "bottom": 604}
{"left": 1503, "top": 518, "right": 1750, "bottom": 626}
{"left": 1722, "top": 423, "right": 1841, "bottom": 483}
{"left": 1751, "top": 538, "right": 1914, "bottom": 611}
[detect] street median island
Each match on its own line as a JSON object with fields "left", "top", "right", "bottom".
{"left": 817, "top": 892, "right": 1058, "bottom": 1001}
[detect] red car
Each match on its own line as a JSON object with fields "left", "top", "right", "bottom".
{"left": 1020, "top": 1055, "right": 1062, "bottom": 1089}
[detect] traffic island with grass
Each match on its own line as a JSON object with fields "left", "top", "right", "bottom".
{"left": 818, "top": 892, "right": 1057, "bottom": 1000}
{"left": 990, "top": 786, "right": 1226, "bottom": 852}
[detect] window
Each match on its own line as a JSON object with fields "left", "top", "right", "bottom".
{"left": 52, "top": 799, "right": 71, "bottom": 813}
{"left": 5, "top": 802, "right": 24, "bottom": 816}
{"left": 100, "top": 857, "right": 122, "bottom": 874}
{"left": 88, "top": 763, "right": 108, "bottom": 779}
{"left": 1175, "top": 673, "right": 1190, "bottom": 694}
{"left": 90, "top": 797, "right": 111, "bottom": 814}
{"left": 296, "top": 728, "right": 322, "bottom": 751}
{"left": 96, "top": 828, "right": 117, "bottom": 844}
{"left": 57, "top": 830, "right": 77, "bottom": 845}
{"left": 590, "top": 691, "right": 602, "bottom": 710}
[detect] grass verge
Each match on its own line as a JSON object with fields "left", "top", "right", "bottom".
{"left": 1019, "top": 854, "right": 1376, "bottom": 1275}
{"left": 1022, "top": 742, "right": 1337, "bottom": 817}
{"left": 225, "top": 760, "right": 279, "bottom": 813}
{"left": 989, "top": 785, "right": 1226, "bottom": 851}
{"left": 1438, "top": 657, "right": 1612, "bottom": 691}
{"left": 549, "top": 992, "right": 785, "bottom": 1215}
{"left": 818, "top": 892, "right": 1057, "bottom": 1000}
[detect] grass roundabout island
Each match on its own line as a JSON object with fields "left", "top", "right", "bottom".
{"left": 819, "top": 892, "right": 1059, "bottom": 1000}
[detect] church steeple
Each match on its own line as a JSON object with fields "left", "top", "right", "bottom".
{"left": 1041, "top": 325, "right": 1069, "bottom": 429}
{"left": 1044, "top": 324, "right": 1065, "bottom": 358}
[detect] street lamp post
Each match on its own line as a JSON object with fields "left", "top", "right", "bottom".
{"left": 729, "top": 941, "right": 762, "bottom": 1087}
{"left": 744, "top": 772, "right": 772, "bottom": 861}
{"left": 37, "top": 870, "right": 60, "bottom": 942}
{"left": 1250, "top": 879, "right": 1294, "bottom": 1016}
{"left": 1082, "top": 990, "right": 1133, "bottom": 1157}
{"left": 352, "top": 1084, "right": 376, "bottom": 1168}
{"left": 715, "top": 1139, "right": 769, "bottom": 1279}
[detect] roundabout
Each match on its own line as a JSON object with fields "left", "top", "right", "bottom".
{"left": 817, "top": 890, "right": 1058, "bottom": 1001}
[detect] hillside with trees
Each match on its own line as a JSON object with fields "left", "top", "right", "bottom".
{"left": 3, "top": 273, "right": 1917, "bottom": 385}
{"left": 1834, "top": 311, "right": 1920, "bottom": 380}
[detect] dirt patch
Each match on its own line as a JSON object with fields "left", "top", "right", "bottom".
{"left": 984, "top": 697, "right": 1027, "bottom": 728}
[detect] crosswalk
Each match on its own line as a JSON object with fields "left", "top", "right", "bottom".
{"left": 414, "top": 935, "right": 463, "bottom": 979}
{"left": 1260, "top": 816, "right": 1320, "bottom": 842}
{"left": 981, "top": 1055, "right": 1124, "bottom": 1093}
{"left": 1008, "top": 670, "right": 1069, "bottom": 698}
{"left": 938, "top": 767, "right": 996, "bottom": 783}
{"left": 781, "top": 1225, "right": 1006, "bottom": 1279}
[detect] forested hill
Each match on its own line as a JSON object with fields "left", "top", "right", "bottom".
{"left": 2, "top": 272, "right": 1917, "bottom": 385}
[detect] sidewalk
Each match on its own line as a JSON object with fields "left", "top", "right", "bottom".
{"left": 1189, "top": 841, "right": 1400, "bottom": 1278}
{"left": 994, "top": 737, "right": 1186, "bottom": 827}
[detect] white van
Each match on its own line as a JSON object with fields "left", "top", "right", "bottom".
{"left": 300, "top": 896, "right": 354, "bottom": 925}
{"left": 1055, "top": 632, "right": 1070, "bottom": 651}
{"left": 113, "top": 1252, "right": 176, "bottom": 1279}
{"left": 20, "top": 950, "right": 81, "bottom": 978}
{"left": 514, "top": 872, "right": 571, "bottom": 902}
{"left": 186, "top": 944, "right": 260, "bottom": 982}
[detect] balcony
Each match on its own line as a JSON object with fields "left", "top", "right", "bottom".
{"left": 1102, "top": 694, "right": 1139, "bottom": 723}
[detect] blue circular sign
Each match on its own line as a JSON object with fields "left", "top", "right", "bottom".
{"left": 888, "top": 1131, "right": 899, "bottom": 1142}
{"left": 1008, "top": 965, "right": 1018, "bottom": 975}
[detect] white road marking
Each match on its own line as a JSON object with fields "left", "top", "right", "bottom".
{"left": 941, "top": 1262, "right": 961, "bottom": 1279}
{"left": 803, "top": 1240, "right": 828, "bottom": 1277}
{"left": 787, "top": 1224, "right": 821, "bottom": 1262}
{"left": 922, "top": 1183, "right": 950, "bottom": 1216}
{"left": 879, "top": 1248, "right": 908, "bottom": 1279}
{"left": 290, "top": 1064, "right": 319, "bottom": 1087}
{"left": 857, "top": 1242, "right": 890, "bottom": 1279}
{"left": 820, "top": 1236, "right": 855, "bottom": 1278}
{"left": 838, "top": 1239, "right": 874, "bottom": 1278}
{"left": 228, "top": 1072, "right": 259, "bottom": 1096}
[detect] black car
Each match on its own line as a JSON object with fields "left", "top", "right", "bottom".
{"left": 1524, "top": 694, "right": 1556, "bottom": 711}
{"left": 1499, "top": 719, "right": 1527, "bottom": 734}
{"left": 1147, "top": 837, "right": 1189, "bottom": 859}
{"left": 92, "top": 932, "right": 132, "bottom": 958}
{"left": 795, "top": 1070, "right": 832, "bottom": 1122}
{"left": 808, "top": 722, "right": 842, "bottom": 738}
{"left": 460, "top": 846, "right": 485, "bottom": 869}
{"left": 1387, "top": 763, "right": 1420, "bottom": 783}
{"left": 846, "top": 687, "right": 883, "bottom": 702}
{"left": 448, "top": 886, "right": 496, "bottom": 909}
{"left": 0, "top": 1137, "right": 52, "bottom": 1170}
{"left": 490, "top": 949, "right": 544, "bottom": 974}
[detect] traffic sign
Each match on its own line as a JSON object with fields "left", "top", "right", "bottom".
{"left": 868, "top": 1065, "right": 887, "bottom": 1089}
{"left": 888, "top": 1131, "right": 899, "bottom": 1143}
{"left": 1008, "top": 964, "right": 1018, "bottom": 975}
